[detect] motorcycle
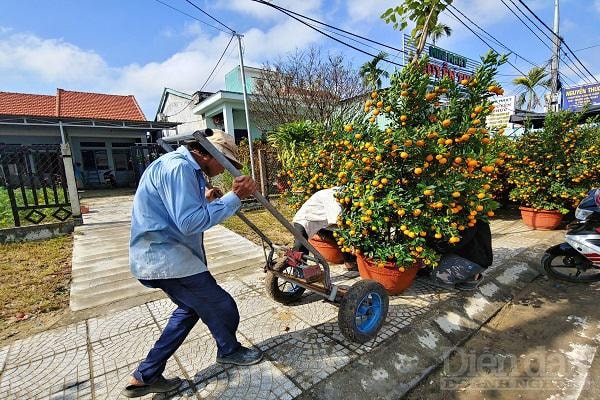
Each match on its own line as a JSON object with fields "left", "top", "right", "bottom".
{"left": 541, "top": 188, "right": 600, "bottom": 283}
{"left": 103, "top": 170, "right": 117, "bottom": 187}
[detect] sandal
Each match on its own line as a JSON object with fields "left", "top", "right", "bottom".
{"left": 122, "top": 376, "right": 182, "bottom": 398}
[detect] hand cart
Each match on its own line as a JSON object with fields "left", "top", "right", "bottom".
{"left": 158, "top": 130, "right": 389, "bottom": 343}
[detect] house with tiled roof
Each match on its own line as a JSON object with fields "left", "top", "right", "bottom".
{"left": 0, "top": 88, "right": 177, "bottom": 187}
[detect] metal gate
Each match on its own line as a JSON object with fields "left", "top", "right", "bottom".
{"left": 130, "top": 143, "right": 167, "bottom": 185}
{"left": 0, "top": 144, "right": 72, "bottom": 227}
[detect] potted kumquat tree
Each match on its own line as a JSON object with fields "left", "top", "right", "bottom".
{"left": 330, "top": 52, "right": 507, "bottom": 293}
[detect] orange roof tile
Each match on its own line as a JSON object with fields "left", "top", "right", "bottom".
{"left": 0, "top": 89, "right": 147, "bottom": 121}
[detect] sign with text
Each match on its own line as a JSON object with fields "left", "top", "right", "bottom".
{"left": 403, "top": 35, "right": 481, "bottom": 84}
{"left": 562, "top": 83, "right": 600, "bottom": 110}
{"left": 486, "top": 96, "right": 515, "bottom": 129}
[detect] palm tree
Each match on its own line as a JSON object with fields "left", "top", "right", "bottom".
{"left": 429, "top": 22, "right": 452, "bottom": 46}
{"left": 359, "top": 52, "right": 389, "bottom": 90}
{"left": 513, "top": 67, "right": 551, "bottom": 111}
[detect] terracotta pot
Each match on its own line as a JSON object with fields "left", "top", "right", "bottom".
{"left": 356, "top": 254, "right": 419, "bottom": 295}
{"left": 519, "top": 206, "right": 563, "bottom": 230}
{"left": 80, "top": 205, "right": 90, "bottom": 214}
{"left": 308, "top": 235, "right": 344, "bottom": 264}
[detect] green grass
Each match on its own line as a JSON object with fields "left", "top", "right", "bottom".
{"left": 0, "top": 235, "right": 73, "bottom": 334}
{"left": 220, "top": 198, "right": 296, "bottom": 246}
{"left": 0, "top": 187, "right": 69, "bottom": 228}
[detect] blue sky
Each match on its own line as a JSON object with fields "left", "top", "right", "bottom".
{"left": 0, "top": 0, "right": 598, "bottom": 118}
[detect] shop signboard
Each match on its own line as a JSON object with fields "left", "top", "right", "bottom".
{"left": 562, "top": 83, "right": 600, "bottom": 110}
{"left": 486, "top": 96, "right": 515, "bottom": 129}
{"left": 403, "top": 35, "right": 481, "bottom": 84}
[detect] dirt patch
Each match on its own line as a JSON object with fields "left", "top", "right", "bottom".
{"left": 407, "top": 276, "right": 600, "bottom": 399}
{"left": 0, "top": 235, "right": 73, "bottom": 346}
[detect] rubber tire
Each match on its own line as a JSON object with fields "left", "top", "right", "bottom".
{"left": 338, "top": 280, "right": 389, "bottom": 343}
{"left": 265, "top": 261, "right": 306, "bottom": 304}
{"left": 542, "top": 252, "right": 600, "bottom": 283}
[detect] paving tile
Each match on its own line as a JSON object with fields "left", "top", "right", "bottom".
{"left": 91, "top": 324, "right": 162, "bottom": 376}
{"left": 266, "top": 328, "right": 352, "bottom": 390}
{"left": 280, "top": 294, "right": 339, "bottom": 326}
{"left": 146, "top": 298, "right": 178, "bottom": 326}
{"left": 174, "top": 332, "right": 227, "bottom": 384}
{"left": 238, "top": 270, "right": 268, "bottom": 293}
{"left": 0, "top": 345, "right": 8, "bottom": 372}
{"left": 315, "top": 317, "right": 403, "bottom": 356}
{"left": 218, "top": 277, "right": 255, "bottom": 297}
{"left": 194, "top": 360, "right": 301, "bottom": 400}
{"left": 238, "top": 308, "right": 311, "bottom": 351}
{"left": 92, "top": 359, "right": 194, "bottom": 400}
{"left": 0, "top": 345, "right": 90, "bottom": 399}
{"left": 235, "top": 290, "right": 279, "bottom": 321}
{"left": 88, "top": 305, "right": 155, "bottom": 342}
{"left": 5, "top": 322, "right": 87, "bottom": 367}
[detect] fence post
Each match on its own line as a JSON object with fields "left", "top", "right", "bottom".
{"left": 258, "top": 149, "right": 268, "bottom": 196}
{"left": 61, "top": 143, "right": 81, "bottom": 218}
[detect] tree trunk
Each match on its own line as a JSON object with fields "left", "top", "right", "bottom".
{"left": 412, "top": 0, "right": 439, "bottom": 63}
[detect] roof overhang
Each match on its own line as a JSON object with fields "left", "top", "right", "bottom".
{"left": 192, "top": 91, "right": 245, "bottom": 116}
{"left": 0, "top": 115, "right": 179, "bottom": 131}
{"left": 509, "top": 105, "right": 600, "bottom": 128}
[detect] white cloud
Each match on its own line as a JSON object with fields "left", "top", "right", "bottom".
{"left": 595, "top": 0, "right": 600, "bottom": 13}
{"left": 0, "top": 31, "right": 110, "bottom": 84}
{"left": 221, "top": 0, "right": 324, "bottom": 20}
{"left": 0, "top": 17, "right": 325, "bottom": 118}
{"left": 345, "top": 0, "right": 397, "bottom": 23}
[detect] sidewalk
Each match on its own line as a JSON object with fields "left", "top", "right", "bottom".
{"left": 0, "top": 216, "right": 562, "bottom": 399}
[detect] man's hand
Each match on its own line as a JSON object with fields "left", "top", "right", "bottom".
{"left": 205, "top": 187, "right": 223, "bottom": 202}
{"left": 232, "top": 176, "right": 257, "bottom": 199}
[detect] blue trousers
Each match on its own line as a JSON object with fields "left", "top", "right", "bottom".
{"left": 133, "top": 271, "right": 241, "bottom": 384}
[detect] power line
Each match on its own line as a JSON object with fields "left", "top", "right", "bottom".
{"left": 503, "top": 0, "right": 592, "bottom": 84}
{"left": 250, "top": 0, "right": 410, "bottom": 58}
{"left": 183, "top": 0, "right": 235, "bottom": 33}
{"left": 514, "top": 0, "right": 597, "bottom": 83}
{"left": 250, "top": 0, "right": 405, "bottom": 68}
{"left": 448, "top": 4, "right": 539, "bottom": 68}
{"left": 501, "top": 0, "right": 553, "bottom": 51}
{"left": 200, "top": 35, "right": 235, "bottom": 92}
{"left": 153, "top": 0, "right": 230, "bottom": 34}
{"left": 575, "top": 43, "right": 600, "bottom": 52}
{"left": 445, "top": 7, "right": 527, "bottom": 76}
{"left": 166, "top": 34, "right": 235, "bottom": 118}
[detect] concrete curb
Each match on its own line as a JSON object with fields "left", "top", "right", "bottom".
{"left": 298, "top": 240, "right": 547, "bottom": 399}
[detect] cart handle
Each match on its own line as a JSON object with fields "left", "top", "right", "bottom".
{"left": 191, "top": 129, "right": 332, "bottom": 288}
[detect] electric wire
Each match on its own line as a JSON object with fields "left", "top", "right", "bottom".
{"left": 165, "top": 34, "right": 235, "bottom": 118}
{"left": 504, "top": 0, "right": 592, "bottom": 84}
{"left": 249, "top": 1, "right": 405, "bottom": 68}
{"left": 183, "top": 0, "right": 236, "bottom": 33}
{"left": 514, "top": 0, "right": 597, "bottom": 83}
{"left": 445, "top": 7, "right": 528, "bottom": 76}
{"left": 153, "top": 0, "right": 229, "bottom": 34}
{"left": 448, "top": 4, "right": 539, "bottom": 68}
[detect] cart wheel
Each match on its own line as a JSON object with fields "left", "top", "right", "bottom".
{"left": 265, "top": 260, "right": 306, "bottom": 304}
{"left": 338, "top": 280, "right": 388, "bottom": 343}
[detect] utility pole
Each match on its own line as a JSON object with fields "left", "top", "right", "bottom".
{"left": 549, "top": 0, "right": 561, "bottom": 112}
{"left": 236, "top": 33, "right": 256, "bottom": 179}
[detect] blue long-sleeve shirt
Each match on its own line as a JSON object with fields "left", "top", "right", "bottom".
{"left": 129, "top": 146, "right": 241, "bottom": 280}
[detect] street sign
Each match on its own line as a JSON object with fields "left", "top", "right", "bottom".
{"left": 561, "top": 83, "right": 600, "bottom": 110}
{"left": 486, "top": 96, "right": 515, "bottom": 129}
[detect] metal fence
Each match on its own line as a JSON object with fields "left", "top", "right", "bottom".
{"left": 130, "top": 144, "right": 166, "bottom": 186}
{"left": 0, "top": 144, "right": 72, "bottom": 227}
{"left": 129, "top": 141, "right": 288, "bottom": 198}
